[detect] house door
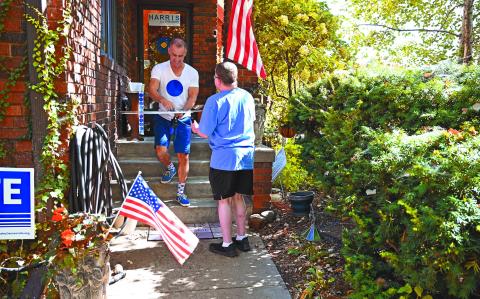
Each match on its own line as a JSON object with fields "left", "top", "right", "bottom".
{"left": 137, "top": 4, "right": 192, "bottom": 135}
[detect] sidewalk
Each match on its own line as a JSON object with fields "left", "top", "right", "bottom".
{"left": 107, "top": 229, "right": 291, "bottom": 299}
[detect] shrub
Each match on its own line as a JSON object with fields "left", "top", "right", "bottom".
{"left": 284, "top": 64, "right": 480, "bottom": 297}
{"left": 286, "top": 65, "right": 480, "bottom": 203}
{"left": 343, "top": 128, "right": 480, "bottom": 298}
{"left": 273, "top": 140, "right": 315, "bottom": 192}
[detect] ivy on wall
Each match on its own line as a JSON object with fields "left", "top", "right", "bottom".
{"left": 24, "top": 1, "right": 78, "bottom": 209}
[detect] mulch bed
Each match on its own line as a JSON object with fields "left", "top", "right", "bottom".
{"left": 256, "top": 193, "right": 352, "bottom": 298}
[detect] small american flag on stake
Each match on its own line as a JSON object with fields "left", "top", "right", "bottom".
{"left": 227, "top": 0, "right": 267, "bottom": 79}
{"left": 117, "top": 173, "right": 199, "bottom": 265}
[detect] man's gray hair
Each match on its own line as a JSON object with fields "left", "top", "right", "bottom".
{"left": 170, "top": 38, "right": 187, "bottom": 49}
{"left": 215, "top": 62, "right": 238, "bottom": 85}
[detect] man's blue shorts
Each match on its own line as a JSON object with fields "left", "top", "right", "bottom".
{"left": 153, "top": 115, "right": 191, "bottom": 154}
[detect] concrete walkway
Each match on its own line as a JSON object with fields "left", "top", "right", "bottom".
{"left": 107, "top": 229, "right": 291, "bottom": 299}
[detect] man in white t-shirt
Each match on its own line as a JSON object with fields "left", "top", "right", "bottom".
{"left": 148, "top": 38, "right": 199, "bottom": 207}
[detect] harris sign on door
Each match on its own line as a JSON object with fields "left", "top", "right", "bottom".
{"left": 0, "top": 168, "right": 35, "bottom": 239}
{"left": 148, "top": 13, "right": 180, "bottom": 27}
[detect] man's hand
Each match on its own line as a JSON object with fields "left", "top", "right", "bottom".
{"left": 161, "top": 99, "right": 175, "bottom": 111}
{"left": 191, "top": 120, "right": 207, "bottom": 138}
{"left": 191, "top": 120, "right": 200, "bottom": 134}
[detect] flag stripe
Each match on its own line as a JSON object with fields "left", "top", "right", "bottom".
{"left": 240, "top": 1, "right": 253, "bottom": 66}
{"left": 156, "top": 211, "right": 195, "bottom": 253}
{"left": 119, "top": 202, "right": 159, "bottom": 229}
{"left": 227, "top": 0, "right": 266, "bottom": 79}
{"left": 154, "top": 217, "right": 190, "bottom": 260}
{"left": 116, "top": 175, "right": 199, "bottom": 265}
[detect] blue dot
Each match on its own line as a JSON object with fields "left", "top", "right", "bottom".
{"left": 166, "top": 80, "right": 183, "bottom": 97}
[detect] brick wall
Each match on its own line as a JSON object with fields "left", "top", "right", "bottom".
{"left": 253, "top": 146, "right": 275, "bottom": 213}
{"left": 190, "top": 0, "right": 219, "bottom": 103}
{"left": 0, "top": 3, "right": 32, "bottom": 168}
{"left": 56, "top": 0, "right": 130, "bottom": 139}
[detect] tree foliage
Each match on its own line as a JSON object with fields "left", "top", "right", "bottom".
{"left": 349, "top": 0, "right": 479, "bottom": 64}
{"left": 254, "top": 0, "right": 349, "bottom": 100}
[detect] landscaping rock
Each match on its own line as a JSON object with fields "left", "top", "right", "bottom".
{"left": 260, "top": 210, "right": 276, "bottom": 222}
{"left": 248, "top": 214, "right": 266, "bottom": 231}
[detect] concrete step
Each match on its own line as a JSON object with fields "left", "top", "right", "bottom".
{"left": 116, "top": 136, "right": 211, "bottom": 160}
{"left": 113, "top": 197, "right": 252, "bottom": 224}
{"left": 112, "top": 176, "right": 213, "bottom": 200}
{"left": 118, "top": 158, "right": 210, "bottom": 178}
{"left": 113, "top": 198, "right": 218, "bottom": 224}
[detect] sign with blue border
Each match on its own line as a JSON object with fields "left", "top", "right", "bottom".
{"left": 0, "top": 168, "right": 35, "bottom": 239}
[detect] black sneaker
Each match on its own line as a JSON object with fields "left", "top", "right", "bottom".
{"left": 209, "top": 242, "right": 238, "bottom": 257}
{"left": 232, "top": 237, "right": 251, "bottom": 252}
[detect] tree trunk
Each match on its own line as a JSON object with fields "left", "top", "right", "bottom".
{"left": 459, "top": 0, "right": 474, "bottom": 63}
{"left": 285, "top": 53, "right": 293, "bottom": 98}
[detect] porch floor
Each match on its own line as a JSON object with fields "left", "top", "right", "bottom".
{"left": 107, "top": 228, "right": 291, "bottom": 299}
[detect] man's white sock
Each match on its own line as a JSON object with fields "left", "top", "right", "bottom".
{"left": 235, "top": 235, "right": 246, "bottom": 241}
{"left": 222, "top": 242, "right": 233, "bottom": 247}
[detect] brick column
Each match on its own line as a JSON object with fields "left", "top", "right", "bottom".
{"left": 253, "top": 145, "right": 275, "bottom": 213}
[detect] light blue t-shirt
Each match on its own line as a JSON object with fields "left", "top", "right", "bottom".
{"left": 199, "top": 88, "right": 255, "bottom": 171}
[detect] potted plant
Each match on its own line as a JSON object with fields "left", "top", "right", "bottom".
{"left": 279, "top": 124, "right": 296, "bottom": 138}
{"left": 0, "top": 208, "right": 111, "bottom": 298}
{"left": 50, "top": 208, "right": 111, "bottom": 298}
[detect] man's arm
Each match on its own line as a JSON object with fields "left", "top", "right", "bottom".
{"left": 177, "top": 86, "right": 199, "bottom": 118}
{"left": 148, "top": 78, "right": 174, "bottom": 110}
{"left": 183, "top": 86, "right": 199, "bottom": 110}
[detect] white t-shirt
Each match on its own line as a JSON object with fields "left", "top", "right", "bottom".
{"left": 151, "top": 61, "right": 199, "bottom": 120}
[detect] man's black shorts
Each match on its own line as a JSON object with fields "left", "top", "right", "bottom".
{"left": 209, "top": 168, "right": 253, "bottom": 200}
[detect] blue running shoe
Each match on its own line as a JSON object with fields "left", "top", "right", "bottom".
{"left": 176, "top": 193, "right": 190, "bottom": 207}
{"left": 161, "top": 167, "right": 176, "bottom": 183}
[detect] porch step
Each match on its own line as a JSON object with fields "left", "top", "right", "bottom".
{"left": 116, "top": 136, "right": 211, "bottom": 160}
{"left": 111, "top": 176, "right": 212, "bottom": 200}
{"left": 113, "top": 198, "right": 219, "bottom": 224}
{"left": 118, "top": 158, "right": 210, "bottom": 178}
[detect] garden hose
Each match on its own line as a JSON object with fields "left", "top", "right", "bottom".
{"left": 68, "top": 123, "right": 128, "bottom": 220}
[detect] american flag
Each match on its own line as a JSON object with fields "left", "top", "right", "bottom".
{"left": 118, "top": 174, "right": 199, "bottom": 265}
{"left": 227, "top": 0, "right": 267, "bottom": 79}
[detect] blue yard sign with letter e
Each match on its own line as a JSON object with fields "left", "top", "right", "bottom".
{"left": 0, "top": 168, "right": 35, "bottom": 239}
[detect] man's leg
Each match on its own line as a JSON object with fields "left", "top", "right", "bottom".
{"left": 173, "top": 117, "right": 191, "bottom": 206}
{"left": 176, "top": 153, "right": 189, "bottom": 184}
{"left": 208, "top": 170, "right": 238, "bottom": 257}
{"left": 231, "top": 193, "right": 247, "bottom": 237}
{"left": 218, "top": 197, "right": 233, "bottom": 243}
{"left": 155, "top": 146, "right": 171, "bottom": 166}
{"left": 153, "top": 115, "right": 176, "bottom": 183}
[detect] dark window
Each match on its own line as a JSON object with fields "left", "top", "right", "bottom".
{"left": 101, "top": 0, "right": 117, "bottom": 60}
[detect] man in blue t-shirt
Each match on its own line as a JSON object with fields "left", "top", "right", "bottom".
{"left": 192, "top": 61, "right": 255, "bottom": 257}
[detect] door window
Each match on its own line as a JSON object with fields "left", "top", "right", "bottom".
{"left": 142, "top": 9, "right": 188, "bottom": 83}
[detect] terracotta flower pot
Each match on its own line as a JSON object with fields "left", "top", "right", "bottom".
{"left": 279, "top": 126, "right": 296, "bottom": 138}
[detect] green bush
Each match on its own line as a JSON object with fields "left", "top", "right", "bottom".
{"left": 287, "top": 66, "right": 480, "bottom": 202}
{"left": 273, "top": 140, "right": 315, "bottom": 192}
{"left": 284, "top": 64, "right": 480, "bottom": 297}
{"left": 343, "top": 128, "right": 480, "bottom": 298}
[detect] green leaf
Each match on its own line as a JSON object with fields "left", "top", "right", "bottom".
{"left": 414, "top": 285, "right": 423, "bottom": 297}
{"left": 398, "top": 283, "right": 412, "bottom": 294}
